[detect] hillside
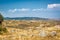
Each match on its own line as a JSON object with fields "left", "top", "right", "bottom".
{"left": 0, "top": 20, "right": 60, "bottom": 40}
{"left": 4, "top": 17, "right": 49, "bottom": 20}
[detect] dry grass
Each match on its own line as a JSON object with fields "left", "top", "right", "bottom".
{"left": 0, "top": 20, "right": 60, "bottom": 40}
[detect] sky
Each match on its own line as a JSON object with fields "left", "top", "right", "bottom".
{"left": 0, "top": 0, "right": 60, "bottom": 19}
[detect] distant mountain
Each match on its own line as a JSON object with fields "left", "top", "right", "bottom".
{"left": 4, "top": 17, "right": 49, "bottom": 20}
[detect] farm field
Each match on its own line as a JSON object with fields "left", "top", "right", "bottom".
{"left": 0, "top": 20, "right": 60, "bottom": 40}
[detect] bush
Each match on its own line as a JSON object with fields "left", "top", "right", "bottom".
{"left": 3, "top": 27, "right": 7, "bottom": 32}
{"left": 0, "top": 13, "right": 4, "bottom": 25}
{"left": 0, "top": 13, "right": 7, "bottom": 34}
{"left": 0, "top": 26, "right": 7, "bottom": 34}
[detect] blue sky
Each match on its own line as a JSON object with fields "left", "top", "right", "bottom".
{"left": 0, "top": 0, "right": 60, "bottom": 19}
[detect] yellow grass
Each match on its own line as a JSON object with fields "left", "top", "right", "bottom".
{"left": 0, "top": 20, "right": 60, "bottom": 40}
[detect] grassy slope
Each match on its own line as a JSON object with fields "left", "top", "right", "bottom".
{"left": 0, "top": 20, "right": 60, "bottom": 40}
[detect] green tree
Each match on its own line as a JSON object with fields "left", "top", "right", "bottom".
{"left": 0, "top": 13, "right": 4, "bottom": 25}
{"left": 0, "top": 13, "right": 7, "bottom": 34}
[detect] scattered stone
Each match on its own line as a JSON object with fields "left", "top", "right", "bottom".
{"left": 55, "top": 25, "right": 60, "bottom": 29}
{"left": 50, "top": 31, "right": 56, "bottom": 36}
{"left": 39, "top": 30, "right": 47, "bottom": 37}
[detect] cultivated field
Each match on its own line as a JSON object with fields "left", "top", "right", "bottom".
{"left": 0, "top": 20, "right": 60, "bottom": 40}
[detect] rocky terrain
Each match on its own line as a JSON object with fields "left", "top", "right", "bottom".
{"left": 0, "top": 20, "right": 60, "bottom": 40}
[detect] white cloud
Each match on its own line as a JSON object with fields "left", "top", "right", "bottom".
{"left": 32, "top": 8, "right": 46, "bottom": 11}
{"left": 47, "top": 4, "right": 60, "bottom": 8}
{"left": 19, "top": 8, "right": 30, "bottom": 11}
{"left": 8, "top": 8, "right": 30, "bottom": 13}
{"left": 0, "top": 11, "right": 4, "bottom": 14}
{"left": 8, "top": 4, "right": 60, "bottom": 13}
{"left": 9, "top": 8, "right": 46, "bottom": 12}
{"left": 32, "top": 9, "right": 41, "bottom": 11}
{"left": 8, "top": 9, "right": 17, "bottom": 13}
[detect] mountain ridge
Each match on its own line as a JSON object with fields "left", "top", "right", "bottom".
{"left": 4, "top": 17, "right": 49, "bottom": 20}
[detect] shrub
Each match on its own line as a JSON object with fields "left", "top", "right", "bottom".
{"left": 0, "top": 13, "right": 7, "bottom": 34}
{"left": 0, "top": 13, "right": 4, "bottom": 25}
